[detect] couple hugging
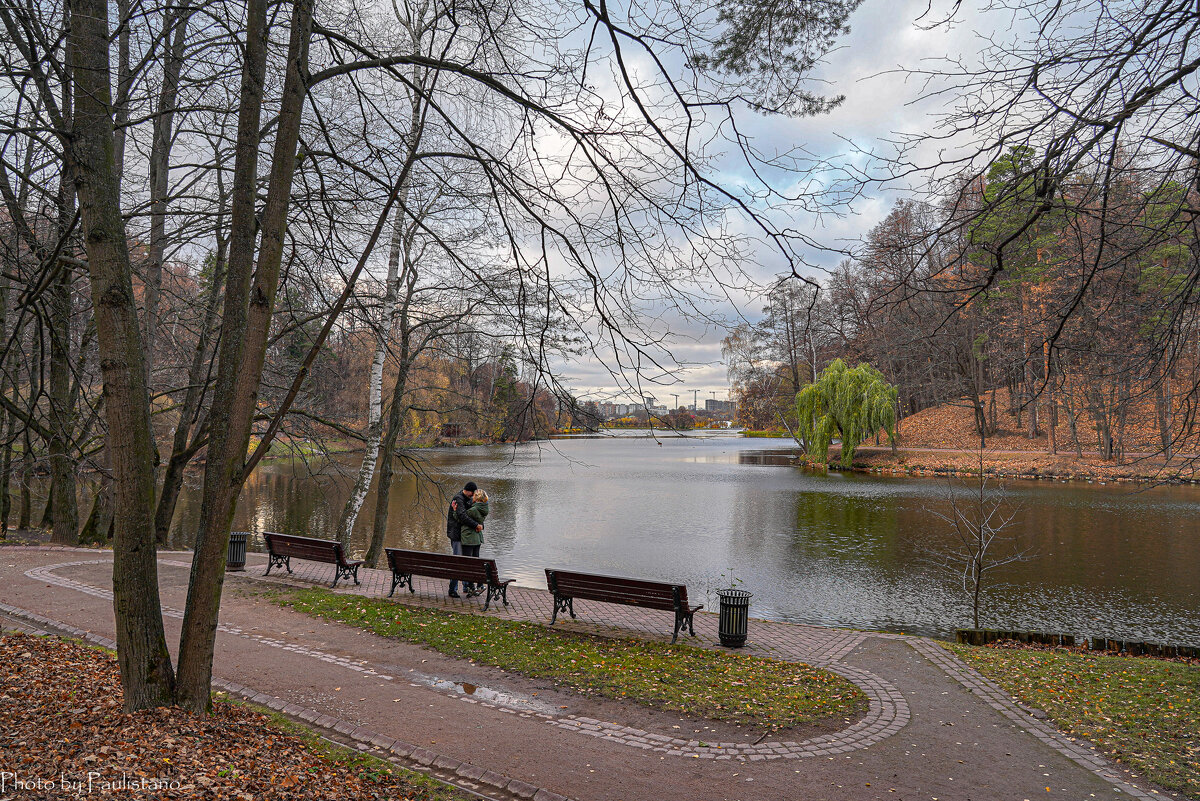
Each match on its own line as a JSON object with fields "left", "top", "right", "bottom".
{"left": 445, "top": 480, "right": 490, "bottom": 598}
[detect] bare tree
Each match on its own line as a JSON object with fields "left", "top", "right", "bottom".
{"left": 921, "top": 450, "right": 1032, "bottom": 630}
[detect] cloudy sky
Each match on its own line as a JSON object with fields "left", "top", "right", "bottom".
{"left": 556, "top": 0, "right": 989, "bottom": 406}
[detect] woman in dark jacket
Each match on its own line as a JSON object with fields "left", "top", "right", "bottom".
{"left": 446, "top": 481, "right": 481, "bottom": 598}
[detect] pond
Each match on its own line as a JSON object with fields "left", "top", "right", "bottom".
{"left": 166, "top": 432, "right": 1200, "bottom": 643}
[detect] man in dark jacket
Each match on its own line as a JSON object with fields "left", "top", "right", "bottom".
{"left": 445, "top": 481, "right": 483, "bottom": 598}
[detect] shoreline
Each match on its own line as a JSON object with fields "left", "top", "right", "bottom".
{"left": 795, "top": 445, "right": 1200, "bottom": 485}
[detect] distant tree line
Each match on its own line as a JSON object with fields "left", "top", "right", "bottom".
{"left": 726, "top": 145, "right": 1198, "bottom": 462}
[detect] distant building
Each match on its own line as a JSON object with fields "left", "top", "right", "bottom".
{"left": 705, "top": 398, "right": 736, "bottom": 414}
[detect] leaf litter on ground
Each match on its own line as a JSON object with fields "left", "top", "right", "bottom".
{"left": 0, "top": 633, "right": 470, "bottom": 800}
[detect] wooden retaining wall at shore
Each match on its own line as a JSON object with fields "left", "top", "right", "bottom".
{"left": 955, "top": 628, "right": 1200, "bottom": 659}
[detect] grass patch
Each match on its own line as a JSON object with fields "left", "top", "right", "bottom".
{"left": 740, "top": 430, "right": 789, "bottom": 438}
{"left": 949, "top": 643, "right": 1200, "bottom": 797}
{"left": 272, "top": 588, "right": 864, "bottom": 729}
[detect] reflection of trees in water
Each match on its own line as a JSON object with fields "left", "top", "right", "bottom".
{"left": 119, "top": 453, "right": 1200, "bottom": 639}
{"left": 786, "top": 491, "right": 901, "bottom": 565}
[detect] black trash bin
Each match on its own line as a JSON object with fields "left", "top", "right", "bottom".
{"left": 227, "top": 531, "right": 249, "bottom": 572}
{"left": 717, "top": 588, "right": 752, "bottom": 647}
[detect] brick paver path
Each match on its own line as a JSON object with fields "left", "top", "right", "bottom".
{"left": 0, "top": 546, "right": 1171, "bottom": 800}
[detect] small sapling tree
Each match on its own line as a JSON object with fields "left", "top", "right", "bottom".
{"left": 921, "top": 450, "right": 1033, "bottom": 630}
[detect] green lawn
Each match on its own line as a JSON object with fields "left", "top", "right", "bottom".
{"left": 949, "top": 644, "right": 1200, "bottom": 797}
{"left": 272, "top": 588, "right": 865, "bottom": 729}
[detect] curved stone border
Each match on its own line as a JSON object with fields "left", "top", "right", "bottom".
{"left": 907, "top": 637, "right": 1156, "bottom": 800}
{"left": 550, "top": 660, "right": 909, "bottom": 759}
{"left": 26, "top": 558, "right": 911, "bottom": 760}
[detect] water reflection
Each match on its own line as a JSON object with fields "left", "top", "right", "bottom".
{"left": 162, "top": 434, "right": 1199, "bottom": 642}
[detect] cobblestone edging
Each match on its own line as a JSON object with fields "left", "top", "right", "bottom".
{"left": 0, "top": 599, "right": 569, "bottom": 801}
{"left": 908, "top": 637, "right": 1156, "bottom": 800}
{"left": 24, "top": 558, "right": 909, "bottom": 761}
{"left": 7, "top": 549, "right": 1160, "bottom": 797}
{"left": 549, "top": 659, "right": 908, "bottom": 760}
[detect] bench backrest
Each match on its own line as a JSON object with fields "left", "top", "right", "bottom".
{"left": 544, "top": 568, "right": 687, "bottom": 612}
{"left": 264, "top": 532, "right": 348, "bottom": 566}
{"left": 385, "top": 548, "right": 496, "bottom": 583}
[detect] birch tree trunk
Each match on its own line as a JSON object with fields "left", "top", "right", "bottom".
{"left": 365, "top": 288, "right": 415, "bottom": 568}
{"left": 334, "top": 80, "right": 425, "bottom": 547}
{"left": 335, "top": 213, "right": 404, "bottom": 547}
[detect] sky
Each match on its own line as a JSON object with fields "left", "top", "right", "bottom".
{"left": 558, "top": 0, "right": 988, "bottom": 406}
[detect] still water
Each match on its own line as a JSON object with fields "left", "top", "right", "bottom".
{"left": 169, "top": 432, "right": 1200, "bottom": 642}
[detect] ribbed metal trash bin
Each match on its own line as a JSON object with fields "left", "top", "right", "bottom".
{"left": 717, "top": 588, "right": 752, "bottom": 648}
{"left": 227, "top": 531, "right": 249, "bottom": 572}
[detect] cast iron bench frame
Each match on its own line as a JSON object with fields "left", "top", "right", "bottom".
{"left": 263, "top": 532, "right": 363, "bottom": 588}
{"left": 384, "top": 548, "right": 513, "bottom": 611}
{"left": 543, "top": 568, "right": 703, "bottom": 643}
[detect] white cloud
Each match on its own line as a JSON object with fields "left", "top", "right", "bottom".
{"left": 555, "top": 0, "right": 991, "bottom": 396}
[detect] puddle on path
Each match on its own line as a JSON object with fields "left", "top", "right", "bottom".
{"left": 409, "top": 672, "right": 560, "bottom": 716}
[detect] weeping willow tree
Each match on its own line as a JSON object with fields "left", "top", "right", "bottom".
{"left": 795, "top": 360, "right": 898, "bottom": 467}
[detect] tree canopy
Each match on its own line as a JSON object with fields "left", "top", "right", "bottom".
{"left": 794, "top": 359, "right": 897, "bottom": 467}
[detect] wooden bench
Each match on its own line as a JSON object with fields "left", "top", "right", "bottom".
{"left": 543, "top": 568, "right": 703, "bottom": 643}
{"left": 263, "top": 532, "right": 363, "bottom": 588}
{"left": 384, "top": 548, "right": 513, "bottom": 611}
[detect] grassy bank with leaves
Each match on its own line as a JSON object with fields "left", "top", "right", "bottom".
{"left": 271, "top": 588, "right": 865, "bottom": 729}
{"left": 949, "top": 642, "right": 1200, "bottom": 797}
{"left": 0, "top": 633, "right": 470, "bottom": 801}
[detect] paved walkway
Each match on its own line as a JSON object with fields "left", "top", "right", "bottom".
{"left": 0, "top": 546, "right": 1173, "bottom": 800}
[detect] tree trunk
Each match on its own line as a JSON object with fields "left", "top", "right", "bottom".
{"left": 39, "top": 486, "right": 53, "bottom": 529}
{"left": 972, "top": 560, "right": 982, "bottom": 630}
{"left": 18, "top": 427, "right": 31, "bottom": 529}
{"left": 0, "top": 279, "right": 11, "bottom": 537}
{"left": 153, "top": 211, "right": 227, "bottom": 545}
{"left": 48, "top": 186, "right": 78, "bottom": 545}
{"left": 1044, "top": 342, "right": 1056, "bottom": 455}
{"left": 1114, "top": 377, "right": 1130, "bottom": 462}
{"left": 334, "top": 81, "right": 426, "bottom": 548}
{"left": 176, "top": 0, "right": 313, "bottom": 714}
{"left": 0, "top": 395, "right": 11, "bottom": 537}
{"left": 1155, "top": 376, "right": 1172, "bottom": 460}
{"left": 335, "top": 208, "right": 410, "bottom": 547}
{"left": 365, "top": 329, "right": 413, "bottom": 568}
{"left": 68, "top": 0, "right": 175, "bottom": 709}
{"left": 79, "top": 450, "right": 115, "bottom": 546}
{"left": 1024, "top": 358, "right": 1038, "bottom": 439}
{"left": 1087, "top": 385, "right": 1112, "bottom": 460}
{"left": 142, "top": 2, "right": 192, "bottom": 367}
{"left": 364, "top": 245, "right": 423, "bottom": 568}
{"left": 111, "top": 0, "right": 131, "bottom": 191}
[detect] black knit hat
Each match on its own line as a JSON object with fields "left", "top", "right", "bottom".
{"left": 464, "top": 481, "right": 478, "bottom": 492}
